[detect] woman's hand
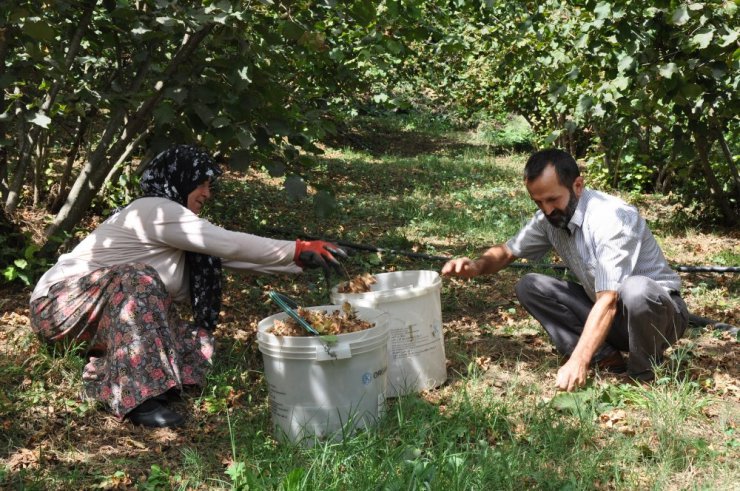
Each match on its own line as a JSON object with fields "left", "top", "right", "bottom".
{"left": 294, "top": 240, "right": 348, "bottom": 274}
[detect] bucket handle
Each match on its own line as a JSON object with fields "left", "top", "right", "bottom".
{"left": 316, "top": 342, "right": 351, "bottom": 361}
{"left": 314, "top": 311, "right": 390, "bottom": 361}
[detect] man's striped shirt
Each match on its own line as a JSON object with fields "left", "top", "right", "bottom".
{"left": 506, "top": 189, "right": 680, "bottom": 302}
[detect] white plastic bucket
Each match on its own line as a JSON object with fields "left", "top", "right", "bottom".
{"left": 331, "top": 270, "right": 447, "bottom": 397}
{"left": 257, "top": 305, "right": 389, "bottom": 445}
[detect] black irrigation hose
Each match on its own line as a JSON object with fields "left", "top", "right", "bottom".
{"left": 265, "top": 227, "right": 739, "bottom": 334}
{"left": 265, "top": 227, "right": 740, "bottom": 274}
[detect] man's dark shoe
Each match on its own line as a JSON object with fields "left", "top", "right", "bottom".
{"left": 592, "top": 351, "right": 627, "bottom": 374}
{"left": 127, "top": 399, "right": 185, "bottom": 428}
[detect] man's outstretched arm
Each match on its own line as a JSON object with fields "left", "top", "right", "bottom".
{"left": 441, "top": 244, "right": 517, "bottom": 278}
{"left": 556, "top": 290, "right": 618, "bottom": 391}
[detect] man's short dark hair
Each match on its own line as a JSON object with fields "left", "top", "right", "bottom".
{"left": 524, "top": 149, "right": 580, "bottom": 188}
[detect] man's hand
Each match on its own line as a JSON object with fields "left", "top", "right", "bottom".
{"left": 441, "top": 257, "right": 482, "bottom": 279}
{"left": 555, "top": 357, "right": 589, "bottom": 392}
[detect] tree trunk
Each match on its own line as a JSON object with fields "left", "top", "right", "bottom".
{"left": 0, "top": 26, "right": 10, "bottom": 202}
{"left": 44, "top": 24, "right": 215, "bottom": 241}
{"left": 4, "top": 1, "right": 95, "bottom": 214}
{"left": 715, "top": 127, "right": 740, "bottom": 205}
{"left": 693, "top": 128, "right": 737, "bottom": 226}
{"left": 0, "top": 206, "right": 25, "bottom": 268}
{"left": 103, "top": 127, "right": 151, "bottom": 190}
{"left": 596, "top": 127, "right": 613, "bottom": 176}
{"left": 32, "top": 132, "right": 49, "bottom": 206}
{"left": 50, "top": 110, "right": 96, "bottom": 213}
{"left": 656, "top": 135, "right": 678, "bottom": 194}
{"left": 610, "top": 130, "right": 626, "bottom": 189}
{"left": 0, "top": 147, "right": 7, "bottom": 204}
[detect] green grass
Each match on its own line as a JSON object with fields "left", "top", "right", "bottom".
{"left": 2, "top": 115, "right": 738, "bottom": 490}
{"left": 472, "top": 115, "right": 535, "bottom": 153}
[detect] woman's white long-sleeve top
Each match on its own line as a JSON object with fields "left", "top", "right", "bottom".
{"left": 31, "top": 197, "right": 300, "bottom": 302}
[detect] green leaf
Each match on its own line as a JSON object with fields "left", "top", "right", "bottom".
{"left": 708, "top": 62, "right": 727, "bottom": 79}
{"left": 27, "top": 112, "right": 51, "bottom": 129}
{"left": 320, "top": 335, "right": 338, "bottom": 344}
{"left": 229, "top": 150, "right": 251, "bottom": 172}
{"left": 288, "top": 133, "right": 310, "bottom": 147}
{"left": 594, "top": 2, "right": 611, "bottom": 19}
{"left": 550, "top": 388, "right": 596, "bottom": 415}
{"left": 237, "top": 66, "right": 251, "bottom": 82}
{"left": 0, "top": 73, "right": 13, "bottom": 90}
{"left": 22, "top": 21, "right": 56, "bottom": 41}
{"left": 372, "top": 93, "right": 389, "bottom": 103}
{"left": 2, "top": 266, "right": 17, "bottom": 281}
{"left": 680, "top": 83, "right": 704, "bottom": 99}
{"left": 267, "top": 120, "right": 291, "bottom": 136}
{"left": 225, "top": 461, "right": 247, "bottom": 484}
{"left": 211, "top": 116, "right": 231, "bottom": 128}
{"left": 313, "top": 190, "right": 336, "bottom": 219}
{"left": 720, "top": 30, "right": 738, "bottom": 48}
{"left": 155, "top": 16, "right": 178, "bottom": 27}
{"left": 237, "top": 131, "right": 256, "bottom": 149}
{"left": 612, "top": 75, "right": 630, "bottom": 91}
{"left": 350, "top": 3, "right": 377, "bottom": 25}
{"left": 691, "top": 29, "right": 714, "bottom": 50}
{"left": 283, "top": 145, "right": 299, "bottom": 161}
{"left": 153, "top": 104, "right": 176, "bottom": 125}
{"left": 544, "top": 129, "right": 562, "bottom": 145}
{"left": 284, "top": 175, "right": 307, "bottom": 199}
{"left": 13, "top": 259, "right": 28, "bottom": 269}
{"left": 193, "top": 104, "right": 214, "bottom": 125}
{"left": 17, "top": 273, "right": 30, "bottom": 286}
{"left": 266, "top": 160, "right": 285, "bottom": 177}
{"left": 298, "top": 32, "right": 326, "bottom": 51}
{"left": 617, "top": 54, "right": 634, "bottom": 73}
{"left": 281, "top": 20, "right": 305, "bottom": 41}
{"left": 659, "top": 62, "right": 678, "bottom": 79}
{"left": 670, "top": 5, "right": 689, "bottom": 25}
{"left": 577, "top": 95, "right": 594, "bottom": 117}
{"left": 24, "top": 244, "right": 40, "bottom": 261}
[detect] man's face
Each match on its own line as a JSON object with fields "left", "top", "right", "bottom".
{"left": 525, "top": 164, "right": 583, "bottom": 230}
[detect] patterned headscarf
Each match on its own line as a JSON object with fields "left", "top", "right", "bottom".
{"left": 140, "top": 145, "right": 223, "bottom": 332}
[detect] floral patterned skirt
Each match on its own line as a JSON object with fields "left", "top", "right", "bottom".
{"left": 30, "top": 263, "right": 214, "bottom": 419}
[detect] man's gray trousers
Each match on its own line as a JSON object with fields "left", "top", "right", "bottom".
{"left": 515, "top": 273, "right": 689, "bottom": 380}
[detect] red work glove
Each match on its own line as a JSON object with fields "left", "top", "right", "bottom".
{"left": 294, "top": 239, "right": 347, "bottom": 275}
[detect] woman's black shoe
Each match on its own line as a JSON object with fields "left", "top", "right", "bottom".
{"left": 152, "top": 387, "right": 182, "bottom": 404}
{"left": 127, "top": 399, "right": 185, "bottom": 428}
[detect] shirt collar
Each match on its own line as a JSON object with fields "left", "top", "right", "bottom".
{"left": 567, "top": 188, "right": 590, "bottom": 234}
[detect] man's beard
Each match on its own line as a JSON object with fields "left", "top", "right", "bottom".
{"left": 545, "top": 190, "right": 578, "bottom": 230}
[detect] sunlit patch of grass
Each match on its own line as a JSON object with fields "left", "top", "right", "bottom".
{"left": 711, "top": 248, "right": 740, "bottom": 267}
{"left": 471, "top": 115, "right": 535, "bottom": 153}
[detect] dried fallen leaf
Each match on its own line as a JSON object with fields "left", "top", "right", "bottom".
{"left": 6, "top": 447, "right": 40, "bottom": 470}
{"left": 337, "top": 273, "right": 377, "bottom": 293}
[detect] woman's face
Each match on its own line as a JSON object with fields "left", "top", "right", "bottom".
{"left": 187, "top": 180, "right": 212, "bottom": 215}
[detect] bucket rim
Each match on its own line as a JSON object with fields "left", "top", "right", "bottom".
{"left": 257, "top": 305, "right": 389, "bottom": 342}
{"left": 331, "top": 270, "right": 441, "bottom": 303}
